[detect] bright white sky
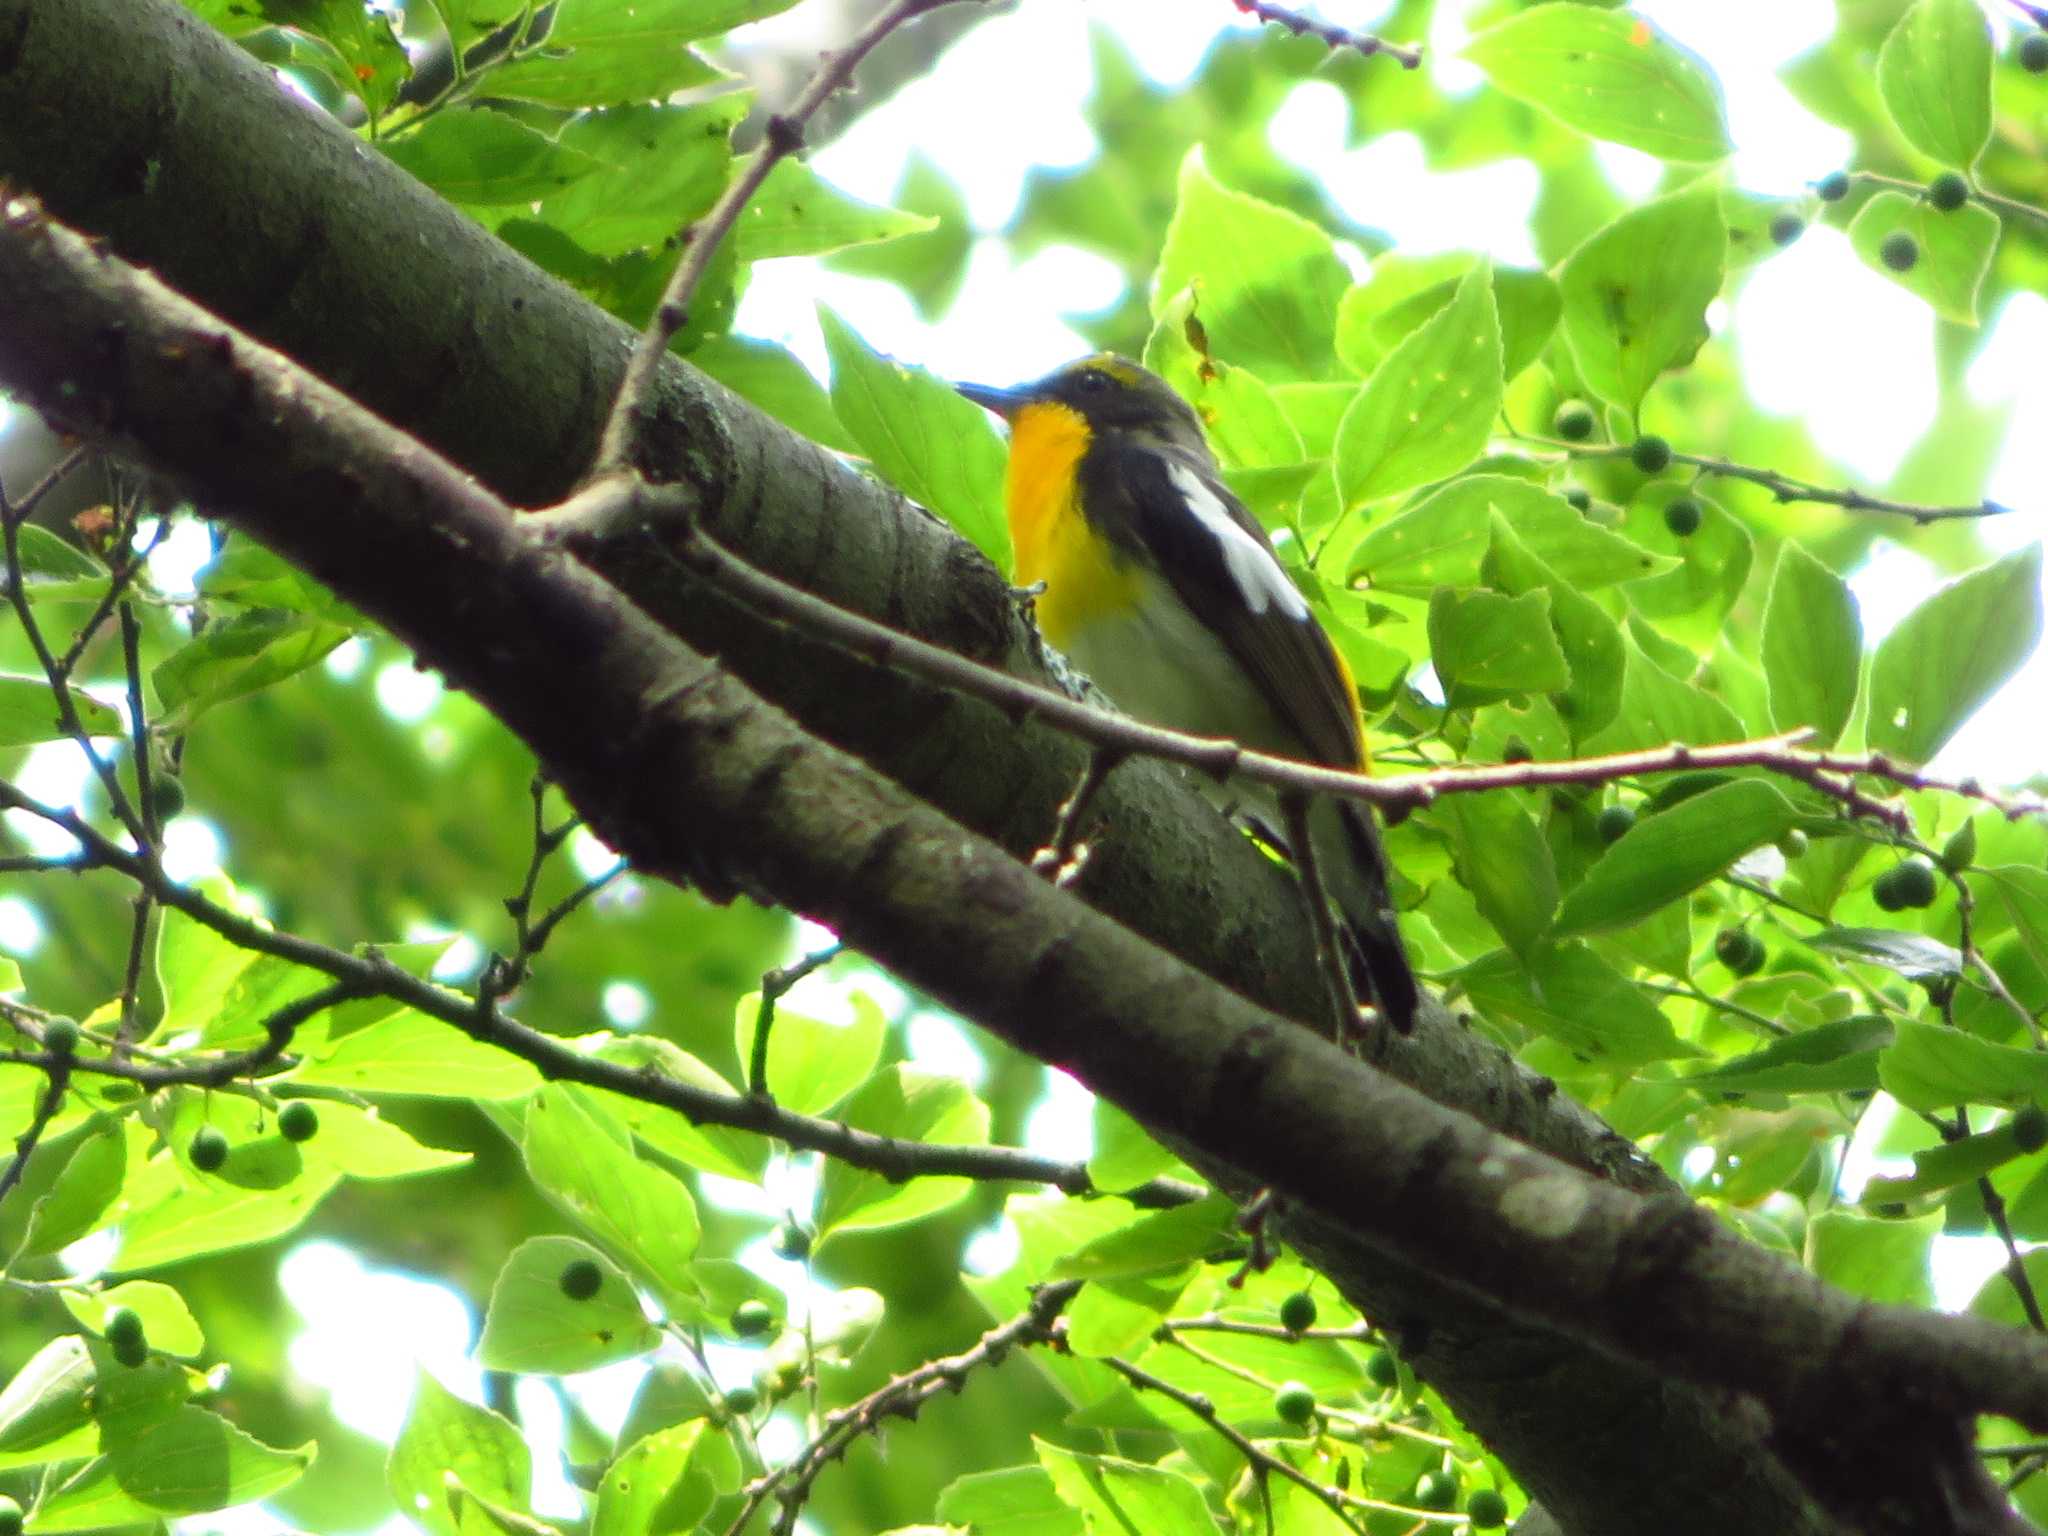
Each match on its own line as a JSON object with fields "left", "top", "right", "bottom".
{"left": 2, "top": 4, "right": 2042, "bottom": 1531}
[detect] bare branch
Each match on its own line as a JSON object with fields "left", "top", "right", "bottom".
{"left": 1228, "top": 0, "right": 1421, "bottom": 68}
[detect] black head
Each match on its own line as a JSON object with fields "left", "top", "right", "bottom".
{"left": 958, "top": 354, "right": 1206, "bottom": 449}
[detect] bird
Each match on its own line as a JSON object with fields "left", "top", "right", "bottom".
{"left": 957, "top": 353, "right": 1417, "bottom": 1032}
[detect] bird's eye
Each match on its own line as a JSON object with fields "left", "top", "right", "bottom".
{"left": 1073, "top": 369, "right": 1111, "bottom": 394}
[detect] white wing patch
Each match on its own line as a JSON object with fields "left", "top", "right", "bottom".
{"left": 1166, "top": 462, "right": 1310, "bottom": 620}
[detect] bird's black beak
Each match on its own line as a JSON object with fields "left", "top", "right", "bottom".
{"left": 955, "top": 380, "right": 1030, "bottom": 419}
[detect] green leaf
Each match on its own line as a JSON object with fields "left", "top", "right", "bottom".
{"left": 1087, "top": 1101, "right": 1181, "bottom": 1195}
{"left": 289, "top": 1100, "right": 471, "bottom": 1181}
{"left": 1038, "top": 1442, "right": 1218, "bottom": 1532}
{"left": 1866, "top": 1118, "right": 2041, "bottom": 1200}
{"left": 1847, "top": 192, "right": 1999, "bottom": 325}
{"left": 31, "top": 1407, "right": 312, "bottom": 1527}
{"left": 0, "top": 1337, "right": 96, "bottom": 1467}
{"left": 937, "top": 1467, "right": 1084, "bottom": 1536}
{"left": 1881, "top": 1019, "right": 2048, "bottom": 1112}
{"left": 477, "top": 1236, "right": 661, "bottom": 1374}
{"left": 1145, "top": 291, "right": 1304, "bottom": 471}
{"left": 1581, "top": 636, "right": 1746, "bottom": 754}
{"left": 1334, "top": 261, "right": 1503, "bottom": 508}
{"left": 523, "top": 1086, "right": 700, "bottom": 1307}
{"left": 258, "top": 0, "right": 408, "bottom": 115}
{"left": 690, "top": 333, "right": 854, "bottom": 455}
{"left": 1868, "top": 545, "right": 2042, "bottom": 764}
{"left": 1153, "top": 148, "right": 1348, "bottom": 383}
{"left": 1464, "top": 4, "right": 1732, "bottom": 161}
{"left": 1480, "top": 510, "right": 1626, "bottom": 740}
{"left": 1427, "top": 586, "right": 1571, "bottom": 707}
{"left": 537, "top": 99, "right": 746, "bottom": 257}
{"left": 1761, "top": 541, "right": 1862, "bottom": 747}
{"left": 0, "top": 673, "right": 122, "bottom": 744}
{"left": 1806, "top": 928, "right": 1963, "bottom": 980}
{"left": 388, "top": 1372, "right": 531, "bottom": 1536}
{"left": 1558, "top": 177, "right": 1726, "bottom": 419}
{"left": 1460, "top": 944, "right": 1699, "bottom": 1066}
{"left": 1435, "top": 790, "right": 1558, "bottom": 959}
{"left": 819, "top": 306, "right": 1012, "bottom": 568}
{"left": 1988, "top": 866, "right": 2048, "bottom": 981}
{"left": 815, "top": 1067, "right": 990, "bottom": 1238}
{"left": 734, "top": 155, "right": 937, "bottom": 262}
{"left": 380, "top": 108, "right": 603, "bottom": 205}
{"left": 22, "top": 1123, "right": 126, "bottom": 1256}
{"left": 593, "top": 1421, "right": 716, "bottom": 1536}
{"left": 1050, "top": 1195, "right": 1238, "bottom": 1281}
{"left": 585, "top": 1034, "right": 768, "bottom": 1183}
{"left": 1621, "top": 490, "right": 1753, "bottom": 638}
{"left": 10, "top": 524, "right": 105, "bottom": 597}
{"left": 1556, "top": 780, "right": 1798, "bottom": 935}
{"left": 485, "top": 0, "right": 737, "bottom": 108}
{"left": 1064, "top": 1272, "right": 1191, "bottom": 1359}
{"left": 113, "top": 1147, "right": 342, "bottom": 1271}
{"left": 152, "top": 611, "right": 352, "bottom": 729}
{"left": 827, "top": 154, "right": 974, "bottom": 320}
{"left": 1337, "top": 260, "right": 1560, "bottom": 382}
{"left": 1350, "top": 475, "right": 1672, "bottom": 594}
{"left": 1877, "top": 0, "right": 1993, "bottom": 168}
{"left": 1808, "top": 1208, "right": 1937, "bottom": 1307}
{"left": 297, "top": 1009, "right": 542, "bottom": 1100}
{"left": 733, "top": 988, "right": 886, "bottom": 1116}
{"left": 1677, "top": 1018, "right": 1891, "bottom": 1095}
{"left": 61, "top": 1281, "right": 205, "bottom": 1359}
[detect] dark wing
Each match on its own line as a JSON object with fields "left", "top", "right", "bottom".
{"left": 1085, "top": 438, "right": 1363, "bottom": 769}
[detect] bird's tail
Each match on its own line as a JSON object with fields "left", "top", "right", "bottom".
{"left": 1304, "top": 795, "right": 1419, "bottom": 1033}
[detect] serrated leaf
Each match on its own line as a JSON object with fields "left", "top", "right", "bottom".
{"left": 0, "top": 673, "right": 122, "bottom": 744}
{"left": 62, "top": 1281, "right": 205, "bottom": 1359}
{"left": 1868, "top": 545, "right": 2042, "bottom": 764}
{"left": 1037, "top": 1442, "right": 1215, "bottom": 1533}
{"left": 1808, "top": 1208, "right": 1937, "bottom": 1307}
{"left": 1880, "top": 1019, "right": 2048, "bottom": 1111}
{"left": 477, "top": 1236, "right": 660, "bottom": 1374}
{"left": 1460, "top": 943, "right": 1699, "bottom": 1066}
{"left": 819, "top": 306, "right": 1011, "bottom": 568}
{"left": 1987, "top": 865, "right": 2048, "bottom": 981}
{"left": 585, "top": 1034, "right": 768, "bottom": 1183}
{"left": 152, "top": 611, "right": 352, "bottom": 729}
{"left": 691, "top": 332, "right": 854, "bottom": 455}
{"left": 1435, "top": 790, "right": 1558, "bottom": 959}
{"left": 1335, "top": 262, "right": 1503, "bottom": 507}
{"left": 388, "top": 1372, "right": 530, "bottom": 1536}
{"left": 1464, "top": 4, "right": 1731, "bottom": 161}
{"left": 937, "top": 1467, "right": 1084, "bottom": 1536}
{"left": 1427, "top": 586, "right": 1571, "bottom": 707}
{"left": 537, "top": 99, "right": 746, "bottom": 257}
{"left": 1351, "top": 475, "right": 1672, "bottom": 594}
{"left": 816, "top": 1067, "right": 990, "bottom": 1238}
{"left": 1678, "top": 1017, "right": 1891, "bottom": 1094}
{"left": 22, "top": 1123, "right": 126, "bottom": 1256}
{"left": 380, "top": 108, "right": 603, "bottom": 205}
{"left": 1558, "top": 177, "right": 1726, "bottom": 419}
{"left": 1481, "top": 510, "right": 1625, "bottom": 739}
{"left": 1557, "top": 780, "right": 1798, "bottom": 935}
{"left": 1337, "top": 260, "right": 1560, "bottom": 382}
{"left": 593, "top": 1420, "right": 716, "bottom": 1536}
{"left": 31, "top": 1407, "right": 312, "bottom": 1527}
{"left": 1761, "top": 541, "right": 1862, "bottom": 747}
{"left": 1877, "top": 0, "right": 1993, "bottom": 168}
{"left": 734, "top": 155, "right": 936, "bottom": 262}
{"left": 485, "top": 0, "right": 738, "bottom": 107}
{"left": 1087, "top": 1101, "right": 1181, "bottom": 1195}
{"left": 0, "top": 1337, "right": 96, "bottom": 1465}
{"left": 1581, "top": 636, "right": 1746, "bottom": 754}
{"left": 1847, "top": 191, "right": 1999, "bottom": 325}
{"left": 1050, "top": 1195, "right": 1237, "bottom": 1281}
{"left": 296, "top": 1008, "right": 541, "bottom": 1100}
{"left": 1154, "top": 148, "right": 1348, "bottom": 383}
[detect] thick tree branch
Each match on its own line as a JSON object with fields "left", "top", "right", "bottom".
{"left": 0, "top": 198, "right": 2038, "bottom": 1536}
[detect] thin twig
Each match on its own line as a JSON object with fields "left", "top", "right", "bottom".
{"left": 1641, "top": 979, "right": 1790, "bottom": 1039}
{"left": 724, "top": 1281, "right": 1080, "bottom": 1536}
{"left": 612, "top": 497, "right": 2048, "bottom": 830}
{"left": 1031, "top": 747, "right": 1125, "bottom": 885}
{"left": 0, "top": 772, "right": 1203, "bottom": 1206}
{"left": 590, "top": 0, "right": 967, "bottom": 478}
{"left": 1958, "top": 1106, "right": 2048, "bottom": 1334}
{"left": 1171, "top": 1312, "right": 1377, "bottom": 1343}
{"left": 1850, "top": 169, "right": 2048, "bottom": 233}
{"left": 0, "top": 1035, "right": 73, "bottom": 1208}
{"left": 748, "top": 941, "right": 844, "bottom": 1097}
{"left": 115, "top": 597, "right": 157, "bottom": 1052}
{"left": 1228, "top": 0, "right": 1421, "bottom": 68}
{"left": 1528, "top": 434, "right": 2010, "bottom": 526}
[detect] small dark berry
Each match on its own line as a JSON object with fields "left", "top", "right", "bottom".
{"left": 188, "top": 1126, "right": 229, "bottom": 1173}
{"left": 770, "top": 1222, "right": 811, "bottom": 1261}
{"left": 1927, "top": 172, "right": 1970, "bottom": 212}
{"left": 1501, "top": 736, "right": 1534, "bottom": 764}
{"left": 2013, "top": 1106, "right": 2048, "bottom": 1155}
{"left": 2022, "top": 31, "right": 2048, "bottom": 72}
{"left": 559, "top": 1259, "right": 603, "bottom": 1301}
{"left": 1630, "top": 435, "right": 1673, "bottom": 474}
{"left": 1777, "top": 829, "right": 1810, "bottom": 859}
{"left": 1365, "top": 1348, "right": 1400, "bottom": 1389}
{"left": 0, "top": 1493, "right": 20, "bottom": 1536}
{"left": 105, "top": 1306, "right": 148, "bottom": 1367}
{"left": 277, "top": 1102, "right": 319, "bottom": 1143}
{"left": 1563, "top": 487, "right": 1591, "bottom": 512}
{"left": 722, "top": 1384, "right": 760, "bottom": 1416}
{"left": 1816, "top": 170, "right": 1851, "bottom": 202}
{"left": 1415, "top": 1471, "right": 1459, "bottom": 1510}
{"left": 1663, "top": 497, "right": 1702, "bottom": 537}
{"left": 1714, "top": 928, "right": 1765, "bottom": 978}
{"left": 1468, "top": 1489, "right": 1510, "bottom": 1529}
{"left": 148, "top": 773, "right": 186, "bottom": 822}
{"left": 1273, "top": 1381, "right": 1316, "bottom": 1426}
{"left": 731, "top": 1299, "right": 775, "bottom": 1338}
{"left": 1279, "top": 1291, "right": 1318, "bottom": 1334}
{"left": 1553, "top": 400, "right": 1597, "bottom": 442}
{"left": 1890, "top": 857, "right": 1939, "bottom": 909}
{"left": 1768, "top": 213, "right": 1805, "bottom": 247}
{"left": 42, "top": 1017, "right": 79, "bottom": 1057}
{"left": 1596, "top": 804, "right": 1637, "bottom": 844}
{"left": 1879, "top": 231, "right": 1919, "bottom": 272}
